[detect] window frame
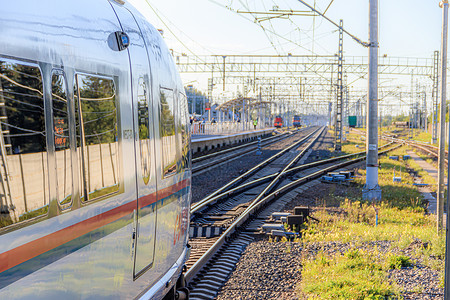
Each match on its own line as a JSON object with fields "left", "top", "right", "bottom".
{"left": 74, "top": 72, "right": 122, "bottom": 204}
{"left": 177, "top": 92, "right": 190, "bottom": 172}
{"left": 0, "top": 57, "right": 49, "bottom": 233}
{"left": 51, "top": 69, "right": 74, "bottom": 210}
{"left": 159, "top": 87, "right": 178, "bottom": 178}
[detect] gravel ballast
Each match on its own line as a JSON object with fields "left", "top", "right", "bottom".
{"left": 216, "top": 239, "right": 303, "bottom": 300}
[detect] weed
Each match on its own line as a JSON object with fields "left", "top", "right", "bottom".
{"left": 386, "top": 254, "right": 411, "bottom": 269}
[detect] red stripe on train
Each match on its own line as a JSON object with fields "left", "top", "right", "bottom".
{"left": 0, "top": 179, "right": 188, "bottom": 273}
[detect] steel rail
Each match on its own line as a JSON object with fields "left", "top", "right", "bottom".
{"left": 185, "top": 143, "right": 401, "bottom": 283}
{"left": 192, "top": 130, "right": 293, "bottom": 164}
{"left": 192, "top": 126, "right": 321, "bottom": 209}
{"left": 191, "top": 141, "right": 394, "bottom": 214}
{"left": 387, "top": 136, "right": 447, "bottom": 164}
{"left": 238, "top": 144, "right": 402, "bottom": 226}
{"left": 242, "top": 127, "right": 326, "bottom": 209}
{"left": 191, "top": 130, "right": 300, "bottom": 174}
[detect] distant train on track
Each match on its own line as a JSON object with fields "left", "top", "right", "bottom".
{"left": 274, "top": 116, "right": 284, "bottom": 128}
{"left": 293, "top": 115, "right": 302, "bottom": 128}
{"left": 394, "top": 121, "right": 417, "bottom": 128}
{"left": 0, "top": 1, "right": 191, "bottom": 299}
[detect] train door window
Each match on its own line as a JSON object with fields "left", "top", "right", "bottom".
{"left": 138, "top": 78, "right": 151, "bottom": 184}
{"left": 0, "top": 60, "right": 48, "bottom": 229}
{"left": 159, "top": 88, "right": 177, "bottom": 177}
{"left": 178, "top": 92, "right": 190, "bottom": 171}
{"left": 75, "top": 74, "right": 119, "bottom": 202}
{"left": 52, "top": 71, "right": 72, "bottom": 207}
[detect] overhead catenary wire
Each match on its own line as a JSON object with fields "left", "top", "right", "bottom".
{"left": 144, "top": 0, "right": 208, "bottom": 64}
{"left": 207, "top": 0, "right": 344, "bottom": 107}
{"left": 207, "top": 0, "right": 318, "bottom": 55}
{"left": 296, "top": 0, "right": 369, "bottom": 47}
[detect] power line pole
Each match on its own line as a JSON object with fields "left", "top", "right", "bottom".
{"left": 335, "top": 19, "right": 344, "bottom": 151}
{"left": 438, "top": 0, "right": 448, "bottom": 234}
{"left": 328, "top": 102, "right": 332, "bottom": 127}
{"left": 441, "top": 1, "right": 450, "bottom": 297}
{"left": 363, "top": 0, "right": 381, "bottom": 201}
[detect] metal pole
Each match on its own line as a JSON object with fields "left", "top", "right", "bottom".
{"left": 335, "top": 19, "right": 344, "bottom": 151}
{"left": 433, "top": 50, "right": 440, "bottom": 144}
{"left": 222, "top": 56, "right": 226, "bottom": 91}
{"left": 242, "top": 98, "right": 245, "bottom": 131}
{"left": 441, "top": 0, "right": 450, "bottom": 296}
{"left": 439, "top": 0, "right": 448, "bottom": 235}
{"left": 328, "top": 102, "right": 332, "bottom": 127}
{"left": 259, "top": 86, "right": 262, "bottom": 129}
{"left": 363, "top": 0, "right": 381, "bottom": 201}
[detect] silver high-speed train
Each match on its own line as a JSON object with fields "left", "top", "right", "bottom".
{"left": 0, "top": 1, "right": 191, "bottom": 299}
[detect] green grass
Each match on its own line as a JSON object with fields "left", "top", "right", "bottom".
{"left": 302, "top": 201, "right": 433, "bottom": 246}
{"left": 341, "top": 132, "right": 365, "bottom": 154}
{"left": 300, "top": 201, "right": 445, "bottom": 298}
{"left": 298, "top": 145, "right": 445, "bottom": 299}
{"left": 356, "top": 148, "right": 424, "bottom": 209}
{"left": 301, "top": 248, "right": 400, "bottom": 299}
{"left": 412, "top": 131, "right": 434, "bottom": 145}
{"left": 339, "top": 129, "right": 389, "bottom": 155}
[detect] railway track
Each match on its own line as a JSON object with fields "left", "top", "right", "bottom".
{"left": 186, "top": 128, "right": 399, "bottom": 299}
{"left": 191, "top": 126, "right": 319, "bottom": 205}
{"left": 191, "top": 127, "right": 309, "bottom": 175}
{"left": 384, "top": 136, "right": 447, "bottom": 164}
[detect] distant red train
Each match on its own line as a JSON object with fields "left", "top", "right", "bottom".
{"left": 274, "top": 116, "right": 283, "bottom": 128}
{"left": 293, "top": 115, "right": 302, "bottom": 127}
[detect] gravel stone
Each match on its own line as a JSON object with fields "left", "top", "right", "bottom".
{"left": 216, "top": 239, "right": 303, "bottom": 300}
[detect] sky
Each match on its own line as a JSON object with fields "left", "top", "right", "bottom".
{"left": 127, "top": 0, "right": 445, "bottom": 114}
{"left": 128, "top": 0, "right": 442, "bottom": 57}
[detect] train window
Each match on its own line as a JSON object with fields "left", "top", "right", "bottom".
{"left": 138, "top": 78, "right": 151, "bottom": 184}
{"left": 0, "top": 60, "right": 48, "bottom": 229}
{"left": 75, "top": 74, "right": 119, "bottom": 202}
{"left": 52, "top": 72, "right": 72, "bottom": 207}
{"left": 159, "top": 88, "right": 177, "bottom": 177}
{"left": 178, "top": 92, "right": 190, "bottom": 171}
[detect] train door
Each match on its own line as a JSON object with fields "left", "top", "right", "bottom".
{"left": 109, "top": 5, "right": 158, "bottom": 278}
{"left": 133, "top": 75, "right": 157, "bottom": 278}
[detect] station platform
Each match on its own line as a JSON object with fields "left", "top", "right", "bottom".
{"left": 191, "top": 128, "right": 275, "bottom": 154}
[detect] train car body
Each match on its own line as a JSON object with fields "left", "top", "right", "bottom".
{"left": 0, "top": 1, "right": 191, "bottom": 299}
{"left": 348, "top": 116, "right": 357, "bottom": 128}
{"left": 293, "top": 115, "right": 302, "bottom": 128}
{"left": 394, "top": 121, "right": 410, "bottom": 128}
{"left": 274, "top": 116, "right": 283, "bottom": 128}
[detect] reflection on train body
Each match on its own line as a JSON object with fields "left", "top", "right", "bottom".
{"left": 0, "top": 2, "right": 191, "bottom": 298}
{"left": 0, "top": 62, "right": 122, "bottom": 226}
{"left": 0, "top": 61, "right": 48, "bottom": 224}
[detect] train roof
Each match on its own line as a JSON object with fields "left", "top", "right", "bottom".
{"left": 0, "top": 0, "right": 181, "bottom": 89}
